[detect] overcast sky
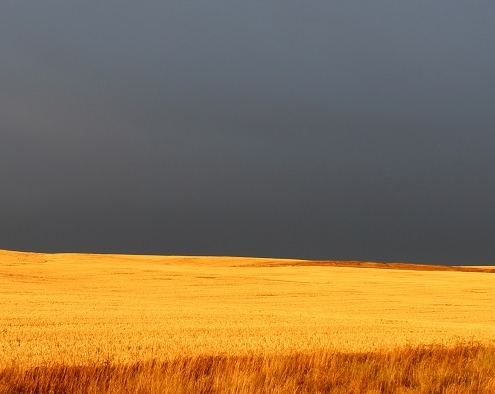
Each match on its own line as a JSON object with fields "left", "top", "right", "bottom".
{"left": 1, "top": 1, "right": 494, "bottom": 265}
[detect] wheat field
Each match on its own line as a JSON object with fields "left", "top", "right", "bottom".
{"left": 1, "top": 249, "right": 494, "bottom": 392}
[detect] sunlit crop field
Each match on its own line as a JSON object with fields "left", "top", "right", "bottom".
{"left": 1, "top": 249, "right": 494, "bottom": 392}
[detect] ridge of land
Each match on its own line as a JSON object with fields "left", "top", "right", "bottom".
{"left": 1, "top": 248, "right": 493, "bottom": 272}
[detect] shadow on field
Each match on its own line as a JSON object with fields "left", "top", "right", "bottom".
{"left": 256, "top": 260, "right": 495, "bottom": 273}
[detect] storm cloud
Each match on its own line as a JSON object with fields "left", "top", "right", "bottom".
{"left": 1, "top": 1, "right": 494, "bottom": 265}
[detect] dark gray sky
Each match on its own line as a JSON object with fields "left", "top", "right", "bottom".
{"left": 1, "top": 1, "right": 494, "bottom": 265}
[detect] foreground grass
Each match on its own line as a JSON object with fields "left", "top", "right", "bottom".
{"left": 1, "top": 343, "right": 494, "bottom": 394}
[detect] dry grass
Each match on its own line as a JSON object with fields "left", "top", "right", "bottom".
{"left": 1, "top": 249, "right": 494, "bottom": 392}
{"left": 1, "top": 344, "right": 495, "bottom": 393}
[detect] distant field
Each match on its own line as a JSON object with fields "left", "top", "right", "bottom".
{"left": 1, "top": 249, "right": 494, "bottom": 392}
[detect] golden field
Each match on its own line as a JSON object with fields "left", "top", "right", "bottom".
{"left": 1, "top": 249, "right": 494, "bottom": 393}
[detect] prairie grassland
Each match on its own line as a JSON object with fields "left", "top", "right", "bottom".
{"left": 2, "top": 344, "right": 495, "bottom": 393}
{"left": 1, "top": 249, "right": 494, "bottom": 392}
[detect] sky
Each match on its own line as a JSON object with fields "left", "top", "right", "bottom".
{"left": 1, "top": 1, "right": 494, "bottom": 265}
